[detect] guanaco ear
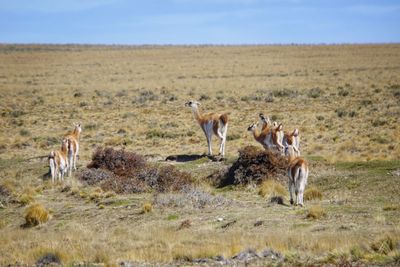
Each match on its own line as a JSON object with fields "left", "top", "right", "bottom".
{"left": 293, "top": 129, "right": 299, "bottom": 136}
{"left": 247, "top": 123, "right": 255, "bottom": 131}
{"left": 277, "top": 124, "right": 283, "bottom": 131}
{"left": 196, "top": 101, "right": 201, "bottom": 106}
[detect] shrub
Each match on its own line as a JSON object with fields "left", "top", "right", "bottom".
{"left": 178, "top": 219, "right": 192, "bottom": 230}
{"left": 258, "top": 180, "right": 287, "bottom": 198}
{"left": 272, "top": 89, "right": 298, "bottom": 98}
{"left": 306, "top": 205, "right": 326, "bottom": 220}
{"left": 19, "top": 129, "right": 30, "bottom": 136}
{"left": 25, "top": 203, "right": 50, "bottom": 226}
{"left": 338, "top": 87, "right": 349, "bottom": 97}
{"left": 372, "top": 119, "right": 387, "bottom": 127}
{"left": 0, "top": 184, "right": 12, "bottom": 206}
{"left": 335, "top": 108, "right": 348, "bottom": 118}
{"left": 81, "top": 147, "right": 193, "bottom": 194}
{"left": 199, "top": 94, "right": 210, "bottom": 101}
{"left": 212, "top": 146, "right": 287, "bottom": 186}
{"left": 133, "top": 90, "right": 159, "bottom": 104}
{"left": 304, "top": 186, "right": 323, "bottom": 201}
{"left": 308, "top": 87, "right": 323, "bottom": 98}
{"left": 87, "top": 147, "right": 147, "bottom": 176}
{"left": 146, "top": 130, "right": 178, "bottom": 139}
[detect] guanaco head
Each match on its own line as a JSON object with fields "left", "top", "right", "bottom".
{"left": 247, "top": 122, "right": 258, "bottom": 132}
{"left": 185, "top": 100, "right": 200, "bottom": 108}
{"left": 259, "top": 113, "right": 271, "bottom": 128}
{"left": 73, "top": 123, "right": 82, "bottom": 135}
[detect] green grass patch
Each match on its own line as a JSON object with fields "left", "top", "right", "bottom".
{"left": 336, "top": 160, "right": 400, "bottom": 175}
{"left": 167, "top": 214, "right": 179, "bottom": 220}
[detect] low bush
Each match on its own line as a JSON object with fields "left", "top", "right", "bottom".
{"left": 209, "top": 146, "right": 287, "bottom": 187}
{"left": 308, "top": 87, "right": 323, "bottom": 98}
{"left": 80, "top": 147, "right": 193, "bottom": 194}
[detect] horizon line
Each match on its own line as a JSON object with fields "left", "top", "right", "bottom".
{"left": 1, "top": 42, "right": 399, "bottom": 47}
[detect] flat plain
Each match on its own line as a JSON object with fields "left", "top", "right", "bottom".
{"left": 0, "top": 44, "right": 399, "bottom": 266}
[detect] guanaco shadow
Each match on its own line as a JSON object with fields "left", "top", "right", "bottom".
{"left": 165, "top": 154, "right": 225, "bottom": 162}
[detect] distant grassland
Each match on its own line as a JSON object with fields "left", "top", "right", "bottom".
{"left": 0, "top": 44, "right": 399, "bottom": 162}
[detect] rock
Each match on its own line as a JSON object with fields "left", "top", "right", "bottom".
{"left": 36, "top": 253, "right": 61, "bottom": 266}
{"left": 254, "top": 220, "right": 263, "bottom": 227}
{"left": 261, "top": 248, "right": 284, "bottom": 261}
{"left": 232, "top": 248, "right": 260, "bottom": 262}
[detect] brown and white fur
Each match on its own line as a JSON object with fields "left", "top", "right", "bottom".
{"left": 185, "top": 101, "right": 228, "bottom": 157}
{"left": 64, "top": 123, "right": 82, "bottom": 175}
{"left": 259, "top": 113, "right": 275, "bottom": 131}
{"left": 285, "top": 145, "right": 308, "bottom": 206}
{"left": 283, "top": 129, "right": 300, "bottom": 156}
{"left": 49, "top": 138, "right": 69, "bottom": 183}
{"left": 259, "top": 113, "right": 298, "bottom": 155}
{"left": 247, "top": 122, "right": 284, "bottom": 152}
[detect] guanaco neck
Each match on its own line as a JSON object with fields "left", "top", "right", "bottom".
{"left": 72, "top": 128, "right": 80, "bottom": 140}
{"left": 191, "top": 106, "right": 203, "bottom": 123}
{"left": 60, "top": 142, "right": 68, "bottom": 157}
{"left": 252, "top": 128, "right": 261, "bottom": 139}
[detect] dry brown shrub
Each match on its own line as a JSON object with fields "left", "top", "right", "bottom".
{"left": 210, "top": 146, "right": 287, "bottom": 187}
{"left": 87, "top": 147, "right": 147, "bottom": 176}
{"left": 79, "top": 147, "right": 193, "bottom": 194}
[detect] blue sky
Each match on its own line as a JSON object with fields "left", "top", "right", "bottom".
{"left": 0, "top": 0, "right": 399, "bottom": 44}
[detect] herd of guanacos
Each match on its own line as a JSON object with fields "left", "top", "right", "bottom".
{"left": 48, "top": 100, "right": 309, "bottom": 207}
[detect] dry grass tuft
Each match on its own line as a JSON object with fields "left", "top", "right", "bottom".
{"left": 178, "top": 219, "right": 192, "bottom": 230}
{"left": 306, "top": 205, "right": 326, "bottom": 220}
{"left": 24, "top": 203, "right": 50, "bottom": 226}
{"left": 258, "top": 180, "right": 287, "bottom": 199}
{"left": 142, "top": 202, "right": 153, "bottom": 213}
{"left": 382, "top": 204, "right": 400, "bottom": 211}
{"left": 371, "top": 235, "right": 397, "bottom": 255}
{"left": 304, "top": 186, "right": 323, "bottom": 201}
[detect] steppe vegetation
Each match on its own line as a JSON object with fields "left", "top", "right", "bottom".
{"left": 0, "top": 44, "right": 399, "bottom": 266}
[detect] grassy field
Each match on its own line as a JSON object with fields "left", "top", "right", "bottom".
{"left": 0, "top": 44, "right": 399, "bottom": 266}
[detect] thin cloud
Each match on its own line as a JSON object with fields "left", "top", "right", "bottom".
{"left": 0, "top": 0, "right": 121, "bottom": 13}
